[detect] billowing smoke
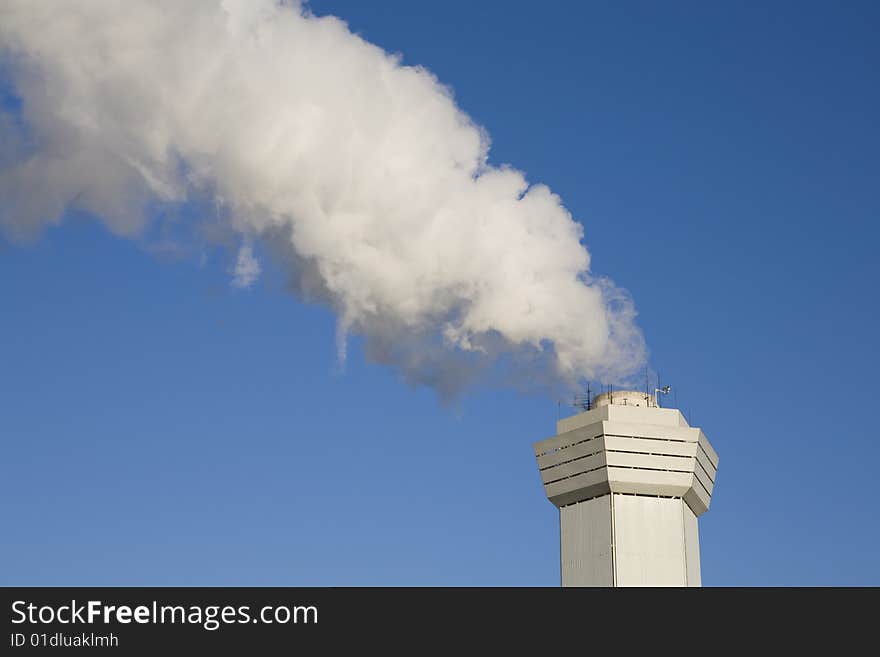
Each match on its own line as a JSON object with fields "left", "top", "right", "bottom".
{"left": 0, "top": 0, "right": 646, "bottom": 396}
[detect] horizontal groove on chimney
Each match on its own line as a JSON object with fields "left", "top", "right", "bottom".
{"left": 557, "top": 492, "right": 684, "bottom": 509}
{"left": 537, "top": 432, "right": 694, "bottom": 459}
{"left": 544, "top": 465, "right": 698, "bottom": 488}
{"left": 695, "top": 456, "right": 715, "bottom": 484}
{"left": 543, "top": 464, "right": 605, "bottom": 485}
{"left": 536, "top": 434, "right": 602, "bottom": 457}
{"left": 539, "top": 448, "right": 603, "bottom": 473}
{"left": 557, "top": 492, "right": 610, "bottom": 508}
{"left": 604, "top": 449, "right": 694, "bottom": 459}
{"left": 693, "top": 471, "right": 712, "bottom": 499}
{"left": 606, "top": 465, "right": 694, "bottom": 475}
{"left": 697, "top": 443, "right": 718, "bottom": 475}
{"left": 604, "top": 434, "right": 691, "bottom": 444}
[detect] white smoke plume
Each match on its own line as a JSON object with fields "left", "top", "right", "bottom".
{"left": 231, "top": 243, "right": 261, "bottom": 289}
{"left": 0, "top": 0, "right": 646, "bottom": 396}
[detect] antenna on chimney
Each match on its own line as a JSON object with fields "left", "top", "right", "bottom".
{"left": 654, "top": 384, "right": 671, "bottom": 407}
{"left": 572, "top": 381, "right": 592, "bottom": 412}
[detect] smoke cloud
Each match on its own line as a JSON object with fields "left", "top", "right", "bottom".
{"left": 0, "top": 0, "right": 646, "bottom": 396}
{"left": 232, "top": 243, "right": 262, "bottom": 289}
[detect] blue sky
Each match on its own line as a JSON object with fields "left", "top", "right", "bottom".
{"left": 2, "top": 0, "right": 879, "bottom": 585}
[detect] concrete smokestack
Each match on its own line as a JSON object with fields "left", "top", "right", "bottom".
{"left": 533, "top": 391, "right": 718, "bottom": 586}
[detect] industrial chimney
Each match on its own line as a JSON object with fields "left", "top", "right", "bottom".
{"left": 533, "top": 390, "right": 718, "bottom": 586}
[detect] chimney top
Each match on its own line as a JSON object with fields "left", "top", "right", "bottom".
{"left": 592, "top": 389, "right": 658, "bottom": 409}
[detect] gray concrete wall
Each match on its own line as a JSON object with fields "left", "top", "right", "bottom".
{"left": 560, "top": 494, "right": 702, "bottom": 587}
{"left": 560, "top": 495, "right": 614, "bottom": 587}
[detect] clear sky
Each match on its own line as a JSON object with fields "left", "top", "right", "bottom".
{"left": 1, "top": 0, "right": 878, "bottom": 585}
